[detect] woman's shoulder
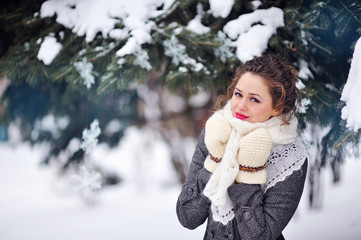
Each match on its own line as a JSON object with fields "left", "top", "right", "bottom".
{"left": 193, "top": 128, "right": 209, "bottom": 161}
{"left": 197, "top": 128, "right": 206, "bottom": 147}
{"left": 265, "top": 138, "right": 308, "bottom": 191}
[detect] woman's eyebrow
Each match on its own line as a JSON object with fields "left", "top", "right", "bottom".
{"left": 250, "top": 93, "right": 263, "bottom": 100}
{"left": 235, "top": 87, "right": 242, "bottom": 92}
{"left": 236, "top": 87, "right": 263, "bottom": 100}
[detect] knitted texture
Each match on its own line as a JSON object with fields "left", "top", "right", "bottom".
{"left": 235, "top": 128, "right": 272, "bottom": 184}
{"left": 204, "top": 111, "right": 232, "bottom": 173}
{"left": 203, "top": 101, "right": 299, "bottom": 225}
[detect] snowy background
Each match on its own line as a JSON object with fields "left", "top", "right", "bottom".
{"left": 1, "top": 125, "right": 361, "bottom": 240}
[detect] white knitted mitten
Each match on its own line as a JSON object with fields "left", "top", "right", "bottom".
{"left": 235, "top": 128, "right": 272, "bottom": 184}
{"left": 204, "top": 112, "right": 232, "bottom": 173}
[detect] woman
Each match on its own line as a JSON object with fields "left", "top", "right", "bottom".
{"left": 176, "top": 55, "right": 308, "bottom": 240}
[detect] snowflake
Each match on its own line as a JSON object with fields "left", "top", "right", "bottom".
{"left": 71, "top": 165, "right": 102, "bottom": 203}
{"left": 74, "top": 57, "right": 95, "bottom": 89}
{"left": 80, "top": 119, "right": 101, "bottom": 154}
{"left": 164, "top": 35, "right": 187, "bottom": 65}
{"left": 298, "top": 98, "right": 312, "bottom": 114}
{"left": 134, "top": 48, "right": 152, "bottom": 70}
{"left": 215, "top": 32, "right": 233, "bottom": 63}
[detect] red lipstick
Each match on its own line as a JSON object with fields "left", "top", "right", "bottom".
{"left": 236, "top": 112, "right": 249, "bottom": 120}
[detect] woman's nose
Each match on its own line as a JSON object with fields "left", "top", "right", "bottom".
{"left": 238, "top": 98, "right": 247, "bottom": 111}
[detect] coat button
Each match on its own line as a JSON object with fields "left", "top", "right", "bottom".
{"left": 242, "top": 211, "right": 252, "bottom": 220}
{"left": 187, "top": 187, "right": 193, "bottom": 195}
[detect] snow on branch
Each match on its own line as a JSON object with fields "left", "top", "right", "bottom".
{"left": 209, "top": 0, "right": 234, "bottom": 18}
{"left": 40, "top": 0, "right": 175, "bottom": 42}
{"left": 186, "top": 3, "right": 210, "bottom": 34}
{"left": 223, "top": 7, "right": 284, "bottom": 62}
{"left": 37, "top": 36, "right": 62, "bottom": 65}
{"left": 341, "top": 37, "right": 361, "bottom": 132}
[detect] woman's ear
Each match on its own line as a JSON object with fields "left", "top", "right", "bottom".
{"left": 272, "top": 106, "right": 283, "bottom": 117}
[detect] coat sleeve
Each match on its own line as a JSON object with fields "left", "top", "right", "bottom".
{"left": 176, "top": 129, "right": 212, "bottom": 230}
{"left": 228, "top": 158, "right": 308, "bottom": 240}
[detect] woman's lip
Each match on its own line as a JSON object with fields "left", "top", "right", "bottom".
{"left": 236, "top": 112, "right": 249, "bottom": 120}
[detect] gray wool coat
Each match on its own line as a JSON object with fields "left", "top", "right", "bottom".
{"left": 176, "top": 129, "right": 308, "bottom": 240}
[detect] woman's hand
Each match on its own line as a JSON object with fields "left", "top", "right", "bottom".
{"left": 235, "top": 127, "right": 272, "bottom": 184}
{"left": 203, "top": 112, "right": 232, "bottom": 173}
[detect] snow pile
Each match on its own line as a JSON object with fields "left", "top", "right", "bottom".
{"left": 37, "top": 36, "right": 62, "bottom": 65}
{"left": 209, "top": 0, "right": 234, "bottom": 18}
{"left": 40, "top": 0, "right": 174, "bottom": 42}
{"left": 223, "top": 7, "right": 284, "bottom": 62}
{"left": 186, "top": 3, "right": 210, "bottom": 34}
{"left": 39, "top": 0, "right": 175, "bottom": 64}
{"left": 250, "top": 0, "right": 262, "bottom": 10}
{"left": 298, "top": 59, "right": 314, "bottom": 80}
{"left": 38, "top": 1, "right": 284, "bottom": 68}
{"left": 341, "top": 37, "right": 361, "bottom": 132}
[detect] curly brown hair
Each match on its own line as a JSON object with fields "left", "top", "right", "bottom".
{"left": 215, "top": 55, "right": 301, "bottom": 124}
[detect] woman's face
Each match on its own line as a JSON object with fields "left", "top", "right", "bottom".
{"left": 231, "top": 72, "right": 279, "bottom": 123}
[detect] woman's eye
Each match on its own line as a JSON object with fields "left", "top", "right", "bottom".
{"left": 235, "top": 92, "right": 242, "bottom": 97}
{"left": 251, "top": 98, "right": 260, "bottom": 103}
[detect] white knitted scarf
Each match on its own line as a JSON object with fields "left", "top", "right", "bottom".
{"left": 203, "top": 102, "right": 304, "bottom": 225}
